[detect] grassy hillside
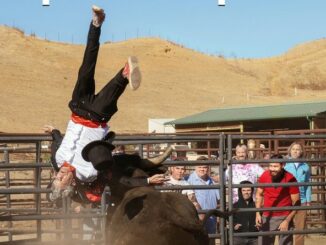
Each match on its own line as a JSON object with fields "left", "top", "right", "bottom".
{"left": 0, "top": 25, "right": 326, "bottom": 133}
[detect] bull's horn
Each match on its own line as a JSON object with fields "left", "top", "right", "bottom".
{"left": 140, "top": 146, "right": 173, "bottom": 168}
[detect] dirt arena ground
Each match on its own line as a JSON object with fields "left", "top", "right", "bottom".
{"left": 306, "top": 235, "right": 326, "bottom": 245}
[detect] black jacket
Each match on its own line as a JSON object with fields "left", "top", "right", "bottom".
{"left": 233, "top": 186, "right": 258, "bottom": 235}
{"left": 50, "top": 129, "right": 62, "bottom": 171}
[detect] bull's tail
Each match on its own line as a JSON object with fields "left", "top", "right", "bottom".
{"left": 202, "top": 208, "right": 238, "bottom": 224}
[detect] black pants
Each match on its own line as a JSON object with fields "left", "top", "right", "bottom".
{"left": 69, "top": 22, "right": 129, "bottom": 123}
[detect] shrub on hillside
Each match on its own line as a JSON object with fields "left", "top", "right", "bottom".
{"left": 291, "top": 66, "right": 326, "bottom": 90}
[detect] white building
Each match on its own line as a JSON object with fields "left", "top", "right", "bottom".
{"left": 148, "top": 119, "right": 175, "bottom": 134}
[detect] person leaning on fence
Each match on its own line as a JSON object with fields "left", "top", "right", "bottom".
{"left": 113, "top": 145, "right": 126, "bottom": 155}
{"left": 163, "top": 165, "right": 204, "bottom": 219}
{"left": 43, "top": 5, "right": 142, "bottom": 184}
{"left": 225, "top": 144, "right": 264, "bottom": 203}
{"left": 233, "top": 180, "right": 258, "bottom": 245}
{"left": 255, "top": 154, "right": 300, "bottom": 245}
{"left": 259, "top": 143, "right": 271, "bottom": 161}
{"left": 187, "top": 156, "right": 220, "bottom": 244}
{"left": 284, "top": 141, "right": 311, "bottom": 245}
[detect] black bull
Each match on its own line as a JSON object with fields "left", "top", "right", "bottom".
{"left": 105, "top": 159, "right": 233, "bottom": 245}
{"left": 54, "top": 143, "right": 233, "bottom": 244}
{"left": 107, "top": 187, "right": 233, "bottom": 245}
{"left": 49, "top": 131, "right": 231, "bottom": 243}
{"left": 107, "top": 187, "right": 210, "bottom": 245}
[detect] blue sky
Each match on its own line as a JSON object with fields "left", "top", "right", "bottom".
{"left": 0, "top": 0, "right": 325, "bottom": 58}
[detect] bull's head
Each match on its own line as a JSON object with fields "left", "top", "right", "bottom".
{"left": 106, "top": 146, "right": 173, "bottom": 217}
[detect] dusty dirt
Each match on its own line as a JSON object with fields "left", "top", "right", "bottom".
{"left": 1, "top": 26, "right": 326, "bottom": 134}
{"left": 306, "top": 235, "right": 326, "bottom": 245}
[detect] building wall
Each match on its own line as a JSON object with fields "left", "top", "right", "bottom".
{"left": 174, "top": 117, "right": 321, "bottom": 133}
{"left": 148, "top": 119, "right": 175, "bottom": 133}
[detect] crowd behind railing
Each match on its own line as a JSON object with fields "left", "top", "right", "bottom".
{"left": 1, "top": 133, "right": 326, "bottom": 245}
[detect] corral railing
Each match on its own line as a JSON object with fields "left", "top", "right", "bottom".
{"left": 225, "top": 134, "right": 326, "bottom": 245}
{"left": 1, "top": 133, "right": 326, "bottom": 245}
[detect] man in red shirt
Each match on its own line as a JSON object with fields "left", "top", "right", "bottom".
{"left": 255, "top": 154, "right": 300, "bottom": 245}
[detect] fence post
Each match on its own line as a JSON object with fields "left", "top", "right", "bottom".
{"left": 63, "top": 196, "right": 72, "bottom": 241}
{"left": 100, "top": 187, "right": 109, "bottom": 244}
{"left": 227, "top": 135, "right": 234, "bottom": 245}
{"left": 35, "top": 142, "right": 42, "bottom": 241}
{"left": 138, "top": 143, "right": 144, "bottom": 158}
{"left": 219, "top": 134, "right": 226, "bottom": 245}
{"left": 4, "top": 147, "right": 13, "bottom": 242}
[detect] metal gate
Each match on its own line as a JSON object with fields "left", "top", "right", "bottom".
{"left": 1, "top": 133, "right": 326, "bottom": 244}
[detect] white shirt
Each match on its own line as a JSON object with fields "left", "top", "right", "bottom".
{"left": 55, "top": 119, "right": 109, "bottom": 182}
{"left": 163, "top": 176, "right": 195, "bottom": 196}
{"left": 225, "top": 163, "right": 264, "bottom": 203}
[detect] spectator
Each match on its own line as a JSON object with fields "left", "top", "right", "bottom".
{"left": 247, "top": 139, "right": 256, "bottom": 160}
{"left": 284, "top": 142, "right": 311, "bottom": 245}
{"left": 187, "top": 156, "right": 220, "bottom": 241}
{"left": 163, "top": 165, "right": 203, "bottom": 216}
{"left": 113, "top": 145, "right": 126, "bottom": 155}
{"left": 233, "top": 180, "right": 258, "bottom": 245}
{"left": 259, "top": 143, "right": 271, "bottom": 161}
{"left": 256, "top": 154, "right": 300, "bottom": 245}
{"left": 225, "top": 144, "right": 264, "bottom": 203}
{"left": 210, "top": 166, "right": 219, "bottom": 184}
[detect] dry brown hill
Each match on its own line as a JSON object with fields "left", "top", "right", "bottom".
{"left": 1, "top": 25, "right": 326, "bottom": 133}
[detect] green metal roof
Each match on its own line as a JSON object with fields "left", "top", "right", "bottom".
{"left": 166, "top": 101, "right": 326, "bottom": 126}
